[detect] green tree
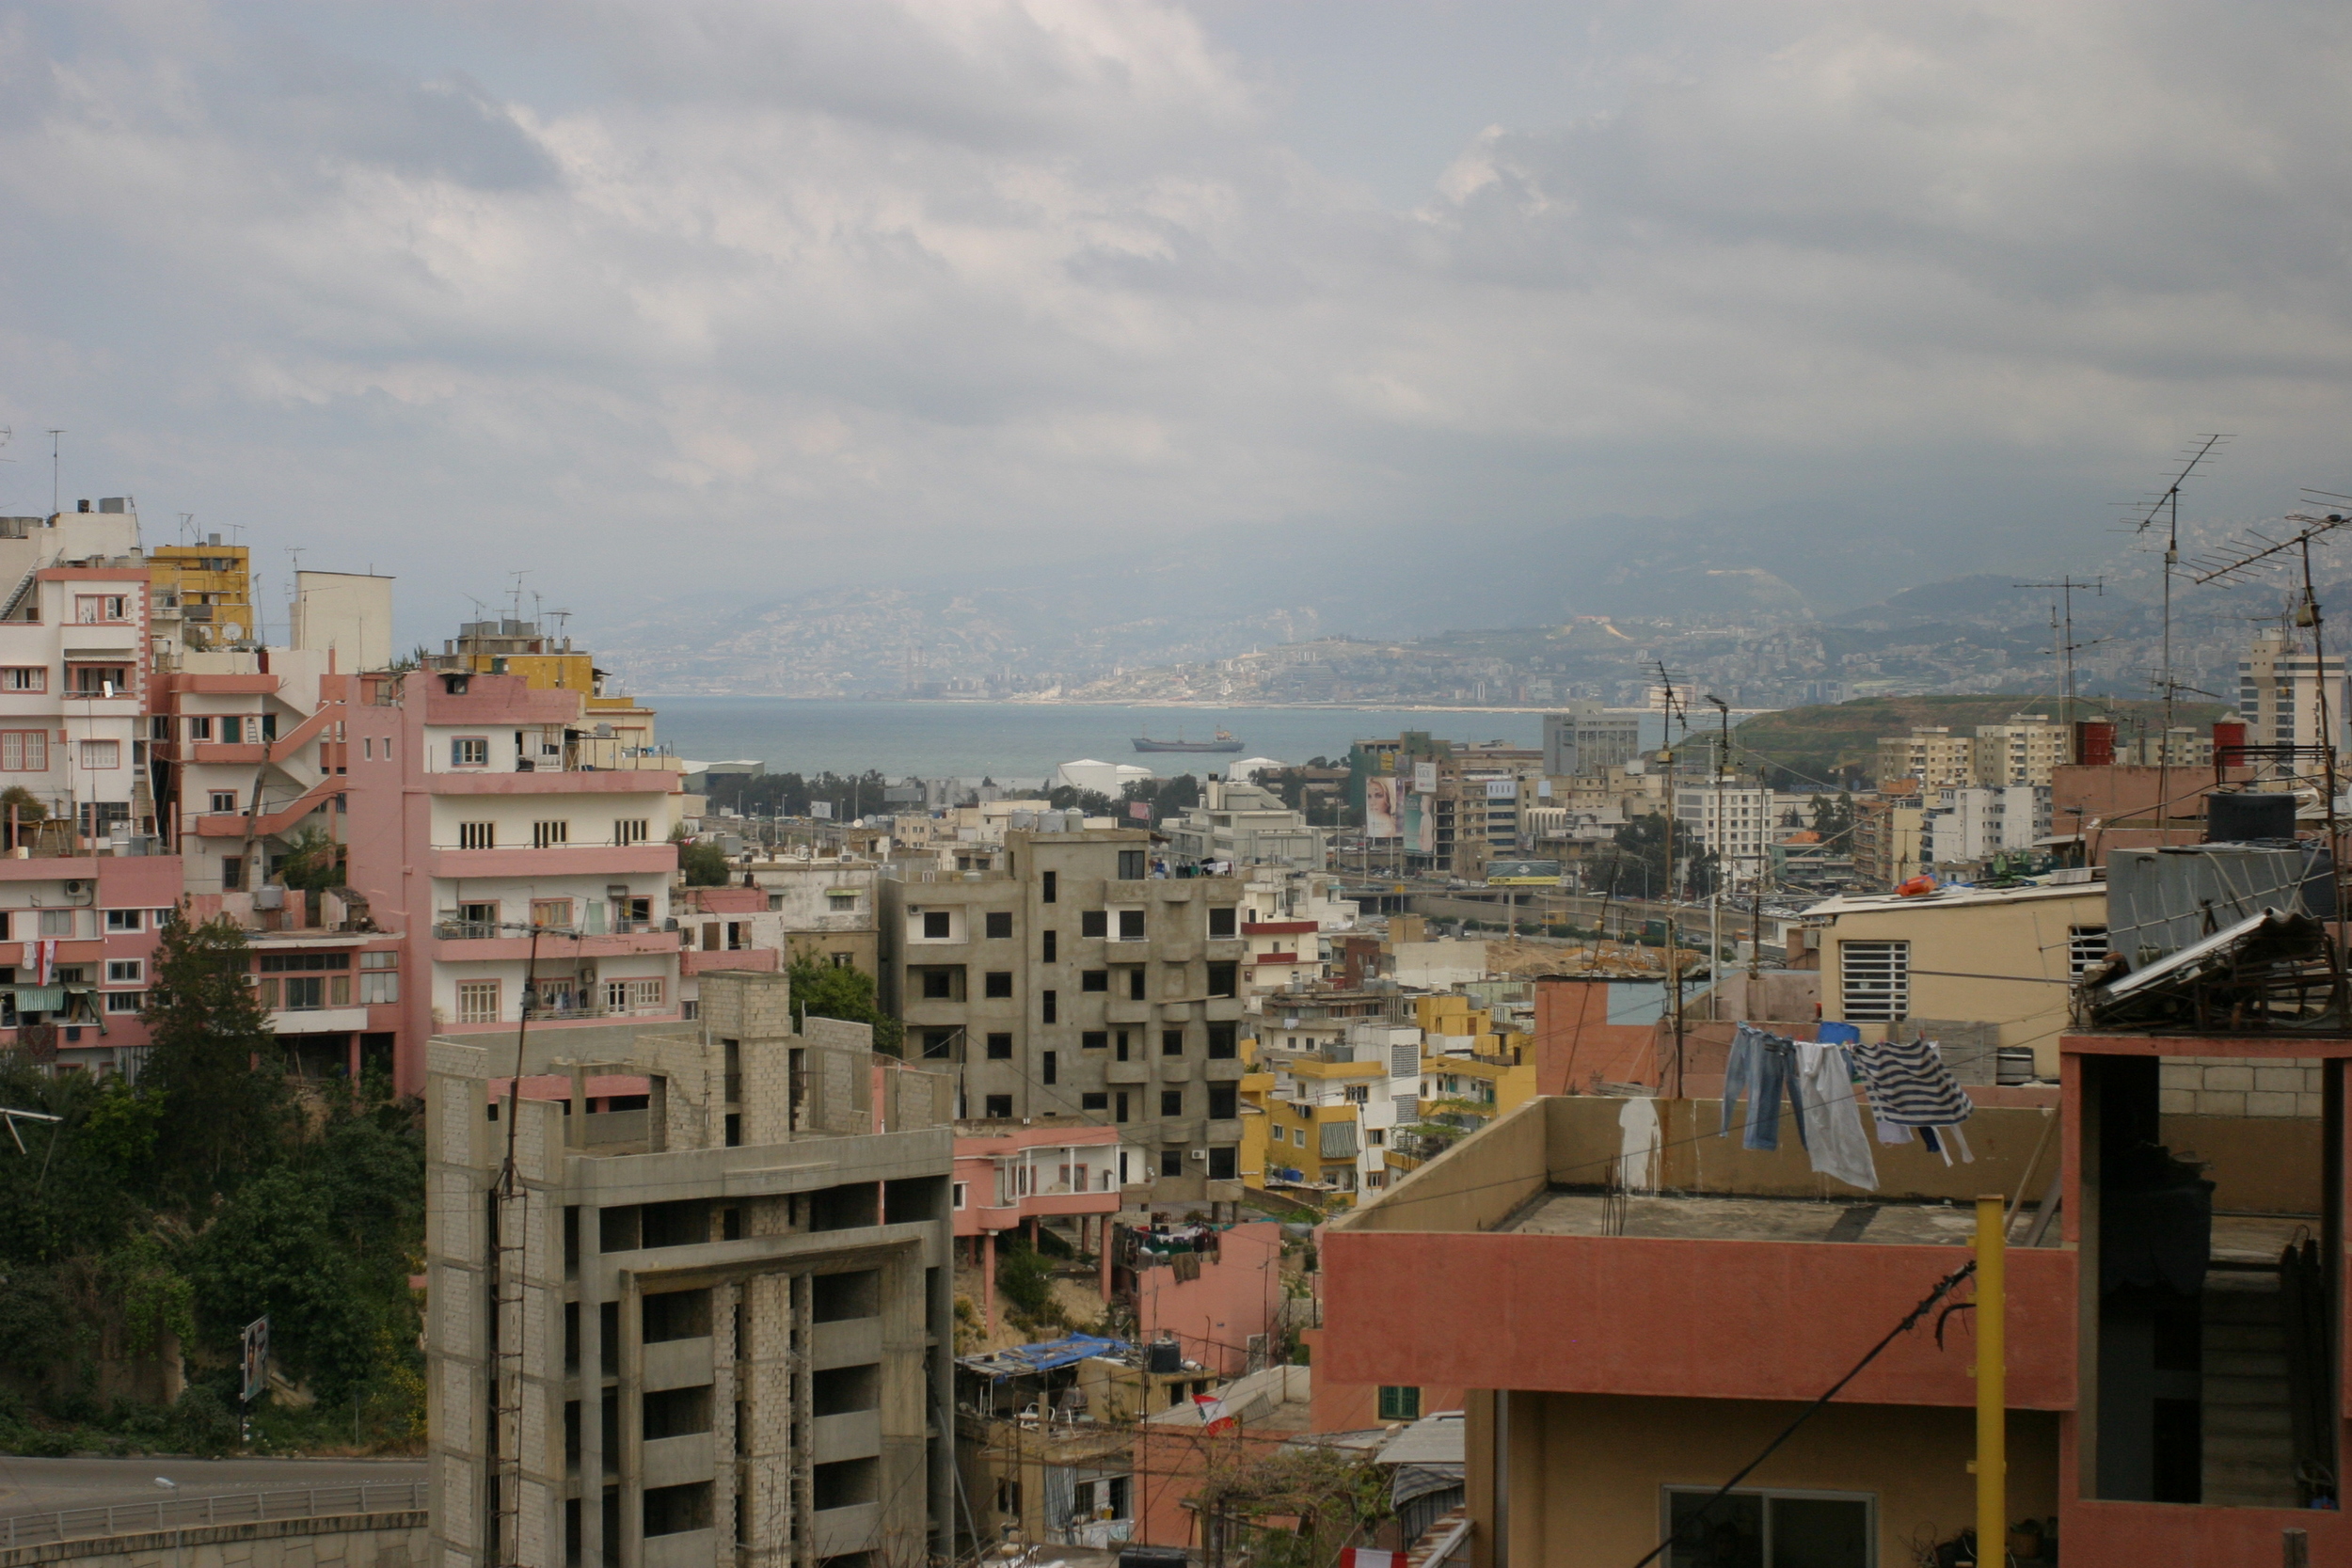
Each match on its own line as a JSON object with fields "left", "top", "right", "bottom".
{"left": 787, "top": 946, "right": 903, "bottom": 1055}
{"left": 1594, "top": 814, "right": 1721, "bottom": 900}
{"left": 676, "top": 834, "right": 733, "bottom": 886}
{"left": 186, "top": 1167, "right": 380, "bottom": 1402}
{"left": 138, "top": 914, "right": 293, "bottom": 1198}
{"left": 277, "top": 825, "right": 346, "bottom": 891}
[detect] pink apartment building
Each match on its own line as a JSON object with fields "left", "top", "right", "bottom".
{"left": 954, "top": 1121, "right": 1133, "bottom": 1329}
{"left": 335, "top": 667, "right": 685, "bottom": 1093}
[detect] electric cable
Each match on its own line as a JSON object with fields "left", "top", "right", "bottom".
{"left": 1624, "top": 1258, "right": 1979, "bottom": 1568}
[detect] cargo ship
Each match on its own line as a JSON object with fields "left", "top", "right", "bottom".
{"left": 1133, "top": 727, "right": 1244, "bottom": 753}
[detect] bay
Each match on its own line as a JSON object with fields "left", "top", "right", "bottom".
{"left": 644, "top": 698, "right": 1733, "bottom": 785}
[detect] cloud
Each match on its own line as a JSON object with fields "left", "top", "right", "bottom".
{"left": 0, "top": 1, "right": 2345, "bottom": 640}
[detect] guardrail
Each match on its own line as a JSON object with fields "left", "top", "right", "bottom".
{"left": 1, "top": 1481, "right": 428, "bottom": 1549}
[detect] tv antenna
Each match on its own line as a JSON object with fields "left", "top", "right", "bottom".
{"left": 44, "top": 430, "right": 63, "bottom": 516}
{"left": 2013, "top": 576, "right": 2103, "bottom": 729}
{"left": 178, "top": 513, "right": 195, "bottom": 545}
{"left": 2118, "top": 435, "right": 2229, "bottom": 744}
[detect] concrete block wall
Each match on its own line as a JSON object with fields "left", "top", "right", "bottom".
{"left": 2158, "top": 1054, "right": 2325, "bottom": 1118}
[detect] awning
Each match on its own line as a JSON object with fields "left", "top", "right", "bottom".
{"left": 956, "top": 1333, "right": 1132, "bottom": 1381}
{"left": 10, "top": 986, "right": 63, "bottom": 1010}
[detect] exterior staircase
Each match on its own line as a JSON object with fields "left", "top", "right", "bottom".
{"left": 2202, "top": 1269, "right": 2297, "bottom": 1507}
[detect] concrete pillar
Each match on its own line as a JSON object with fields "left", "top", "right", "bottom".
{"left": 982, "top": 1229, "right": 995, "bottom": 1333}
{"left": 1099, "top": 1217, "right": 1112, "bottom": 1299}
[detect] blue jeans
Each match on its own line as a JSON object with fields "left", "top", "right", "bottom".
{"left": 1722, "top": 1023, "right": 1808, "bottom": 1151}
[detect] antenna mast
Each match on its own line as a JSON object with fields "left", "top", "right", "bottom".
{"left": 2014, "top": 576, "right": 2104, "bottom": 732}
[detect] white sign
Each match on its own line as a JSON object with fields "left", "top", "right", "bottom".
{"left": 1413, "top": 762, "right": 1438, "bottom": 794}
{"left": 1485, "top": 779, "right": 1517, "bottom": 800}
{"left": 810, "top": 800, "right": 834, "bottom": 819}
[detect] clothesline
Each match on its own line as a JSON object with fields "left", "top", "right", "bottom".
{"left": 1719, "top": 1021, "right": 1979, "bottom": 1192}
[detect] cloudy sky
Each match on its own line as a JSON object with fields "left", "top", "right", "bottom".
{"left": 4, "top": 1, "right": 2349, "bottom": 636}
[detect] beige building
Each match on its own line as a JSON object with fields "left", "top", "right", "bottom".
{"left": 877, "top": 829, "right": 1249, "bottom": 1203}
{"left": 423, "top": 971, "right": 956, "bottom": 1568}
{"left": 1805, "top": 879, "right": 2106, "bottom": 1075}
{"left": 1851, "top": 797, "right": 1927, "bottom": 889}
{"left": 1971, "top": 713, "right": 2073, "bottom": 786}
{"left": 2238, "top": 628, "right": 2348, "bottom": 774}
{"left": 1874, "top": 727, "right": 1977, "bottom": 788}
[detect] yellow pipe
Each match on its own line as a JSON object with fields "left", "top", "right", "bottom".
{"left": 1976, "top": 1193, "right": 2006, "bottom": 1566}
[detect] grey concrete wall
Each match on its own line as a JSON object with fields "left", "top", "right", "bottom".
{"left": 0, "top": 1513, "right": 426, "bottom": 1568}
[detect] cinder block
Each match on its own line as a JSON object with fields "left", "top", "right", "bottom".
{"left": 2308, "top": 1068, "right": 2329, "bottom": 1093}
{"left": 2194, "top": 1090, "right": 2247, "bottom": 1117}
{"left": 2300, "top": 1093, "right": 2327, "bottom": 1118}
{"left": 2201, "top": 1066, "right": 2254, "bottom": 1092}
{"left": 2158, "top": 1088, "right": 2196, "bottom": 1116}
{"left": 2253, "top": 1067, "right": 2306, "bottom": 1092}
{"left": 2157, "top": 1062, "right": 2199, "bottom": 1088}
{"left": 2246, "top": 1091, "right": 2300, "bottom": 1117}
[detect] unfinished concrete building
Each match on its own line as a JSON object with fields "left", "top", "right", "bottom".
{"left": 424, "top": 970, "right": 956, "bottom": 1568}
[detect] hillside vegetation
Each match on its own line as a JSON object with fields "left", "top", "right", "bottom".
{"left": 1730, "top": 694, "right": 2231, "bottom": 786}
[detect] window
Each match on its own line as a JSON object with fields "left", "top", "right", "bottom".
{"left": 1041, "top": 990, "right": 1057, "bottom": 1023}
{"left": 36, "top": 910, "right": 70, "bottom": 937}
{"left": 1660, "top": 1490, "right": 1869, "bottom": 1568}
{"left": 921, "top": 1029, "right": 956, "bottom": 1060}
{"left": 74, "top": 594, "right": 130, "bottom": 624}
{"left": 104, "top": 909, "right": 141, "bottom": 932}
{"left": 1082, "top": 970, "right": 1108, "bottom": 992}
{"left": 1118, "top": 849, "right": 1147, "bottom": 879}
{"left": 458, "top": 821, "right": 495, "bottom": 849}
{"left": 1041, "top": 929, "right": 1057, "bottom": 962}
{"left": 1082, "top": 1030, "right": 1108, "bottom": 1051}
{"left": 457, "top": 981, "right": 501, "bottom": 1022}
{"left": 361, "top": 969, "right": 400, "bottom": 1005}
{"left": 0, "top": 668, "right": 41, "bottom": 692}
{"left": 1115, "top": 1030, "right": 1131, "bottom": 1061}
{"left": 1041, "top": 1051, "right": 1057, "bottom": 1085}
{"left": 1081, "top": 1091, "right": 1108, "bottom": 1111}
{"left": 1206, "top": 960, "right": 1237, "bottom": 997}
{"left": 985, "top": 1094, "right": 1013, "bottom": 1118}
{"left": 614, "top": 818, "right": 649, "bottom": 846}
{"left": 0, "top": 731, "right": 48, "bottom": 771}
{"left": 106, "top": 959, "right": 143, "bottom": 983}
{"left": 1081, "top": 910, "right": 1106, "bottom": 938}
{"left": 952, "top": 1182, "right": 968, "bottom": 1210}
{"left": 256, "top": 952, "right": 352, "bottom": 973}
{"left": 1208, "top": 906, "right": 1237, "bottom": 938}
{"left": 1160, "top": 1088, "right": 1184, "bottom": 1117}
{"left": 1117, "top": 910, "right": 1146, "bottom": 942}
{"left": 1162, "top": 1029, "right": 1184, "bottom": 1056}
{"left": 607, "top": 977, "right": 665, "bottom": 1013}
{"left": 986, "top": 1032, "right": 1013, "bottom": 1060}
{"left": 532, "top": 819, "right": 569, "bottom": 848}
{"left": 187, "top": 716, "right": 215, "bottom": 741}
{"left": 2069, "top": 925, "right": 2110, "bottom": 979}
{"left": 458, "top": 900, "right": 498, "bottom": 930}
{"left": 830, "top": 951, "right": 853, "bottom": 968}
{"left": 1115, "top": 1092, "right": 1130, "bottom": 1123}
{"left": 923, "top": 911, "right": 951, "bottom": 939}
{"left": 1207, "top": 1022, "right": 1237, "bottom": 1060}
{"left": 1207, "top": 1147, "right": 1237, "bottom": 1180}
{"left": 1126, "top": 968, "right": 1147, "bottom": 1001}
{"left": 1838, "top": 941, "right": 1910, "bottom": 1022}
{"left": 532, "top": 898, "right": 572, "bottom": 928}
{"left": 984, "top": 971, "right": 1013, "bottom": 999}
{"left": 451, "top": 737, "right": 488, "bottom": 768}
{"left": 982, "top": 911, "right": 1012, "bottom": 939}
{"left": 209, "top": 791, "right": 239, "bottom": 813}
{"left": 70, "top": 665, "right": 129, "bottom": 696}
{"left": 1158, "top": 1149, "right": 1183, "bottom": 1178}
{"left": 921, "top": 970, "right": 953, "bottom": 999}
{"left": 1207, "top": 1084, "right": 1237, "bottom": 1119}
{"left": 1041, "top": 870, "right": 1057, "bottom": 904}
{"left": 105, "top": 990, "right": 146, "bottom": 1014}
{"left": 1376, "top": 1386, "right": 1422, "bottom": 1421}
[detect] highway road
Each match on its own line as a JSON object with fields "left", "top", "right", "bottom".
{"left": 0, "top": 1454, "right": 424, "bottom": 1523}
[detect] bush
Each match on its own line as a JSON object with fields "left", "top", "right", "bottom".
{"left": 170, "top": 1386, "right": 239, "bottom": 1456}
{"left": 995, "top": 1243, "right": 1058, "bottom": 1322}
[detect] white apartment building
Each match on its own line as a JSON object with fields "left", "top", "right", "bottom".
{"left": 1234, "top": 865, "right": 1357, "bottom": 1004}
{"left": 1925, "top": 784, "right": 2052, "bottom": 866}
{"left": 1674, "top": 781, "right": 1774, "bottom": 886}
{"left": 0, "top": 560, "right": 154, "bottom": 843}
{"left": 2239, "top": 629, "right": 2348, "bottom": 772}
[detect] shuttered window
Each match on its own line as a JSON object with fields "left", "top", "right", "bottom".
{"left": 1839, "top": 941, "right": 1909, "bottom": 1022}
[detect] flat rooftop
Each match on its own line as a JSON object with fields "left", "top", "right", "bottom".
{"left": 1502, "top": 1189, "right": 2306, "bottom": 1261}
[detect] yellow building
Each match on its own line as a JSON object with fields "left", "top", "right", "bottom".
{"left": 1395, "top": 993, "right": 1538, "bottom": 1179}
{"left": 1238, "top": 1023, "right": 1421, "bottom": 1207}
{"left": 425, "top": 615, "right": 664, "bottom": 765}
{"left": 149, "top": 542, "right": 253, "bottom": 650}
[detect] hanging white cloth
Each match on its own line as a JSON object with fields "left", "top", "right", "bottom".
{"left": 1795, "top": 1042, "right": 1880, "bottom": 1192}
{"left": 1616, "top": 1096, "right": 1661, "bottom": 1196}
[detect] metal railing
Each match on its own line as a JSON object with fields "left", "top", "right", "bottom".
{"left": 2, "top": 1481, "right": 429, "bottom": 1548}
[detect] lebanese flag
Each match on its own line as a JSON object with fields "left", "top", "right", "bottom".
{"left": 1193, "top": 1393, "right": 1235, "bottom": 1434}
{"left": 1342, "top": 1551, "right": 1397, "bottom": 1568}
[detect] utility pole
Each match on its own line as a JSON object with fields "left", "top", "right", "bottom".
{"left": 1656, "top": 663, "right": 1686, "bottom": 1094}
{"left": 44, "top": 430, "right": 63, "bottom": 517}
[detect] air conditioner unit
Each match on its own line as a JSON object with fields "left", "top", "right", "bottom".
{"left": 1190, "top": 1149, "right": 1208, "bottom": 1161}
{"left": 63, "top": 880, "right": 86, "bottom": 896}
